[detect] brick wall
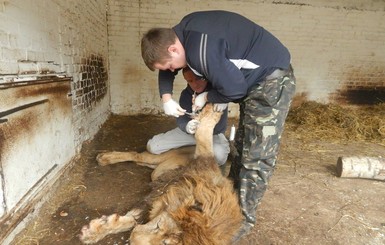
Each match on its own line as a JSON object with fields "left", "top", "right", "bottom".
{"left": 54, "top": 0, "right": 110, "bottom": 145}
{"left": 107, "top": 0, "right": 385, "bottom": 116}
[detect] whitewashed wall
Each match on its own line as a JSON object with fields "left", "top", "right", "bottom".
{"left": 108, "top": 0, "right": 385, "bottom": 116}
{"left": 0, "top": 0, "right": 110, "bottom": 242}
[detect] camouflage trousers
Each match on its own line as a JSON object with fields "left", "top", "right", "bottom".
{"left": 229, "top": 67, "right": 296, "bottom": 227}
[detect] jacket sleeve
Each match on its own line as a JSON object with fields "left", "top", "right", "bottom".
{"left": 176, "top": 87, "right": 192, "bottom": 133}
{"left": 158, "top": 69, "right": 179, "bottom": 97}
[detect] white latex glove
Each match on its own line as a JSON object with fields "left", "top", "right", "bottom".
{"left": 186, "top": 119, "right": 200, "bottom": 134}
{"left": 213, "top": 103, "right": 228, "bottom": 112}
{"left": 192, "top": 92, "right": 208, "bottom": 112}
{"left": 163, "top": 99, "right": 185, "bottom": 117}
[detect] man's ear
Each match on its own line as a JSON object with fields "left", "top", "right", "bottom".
{"left": 167, "top": 44, "right": 179, "bottom": 55}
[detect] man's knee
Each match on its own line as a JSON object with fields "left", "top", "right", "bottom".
{"left": 215, "top": 156, "right": 228, "bottom": 166}
{"left": 213, "top": 134, "right": 230, "bottom": 165}
{"left": 146, "top": 139, "right": 155, "bottom": 153}
{"left": 214, "top": 151, "right": 229, "bottom": 165}
{"left": 146, "top": 137, "right": 162, "bottom": 154}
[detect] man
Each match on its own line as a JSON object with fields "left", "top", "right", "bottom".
{"left": 147, "top": 67, "right": 230, "bottom": 170}
{"left": 141, "top": 10, "right": 296, "bottom": 241}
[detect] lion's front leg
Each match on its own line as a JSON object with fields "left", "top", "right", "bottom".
{"left": 96, "top": 151, "right": 141, "bottom": 166}
{"left": 79, "top": 209, "right": 142, "bottom": 244}
{"left": 194, "top": 104, "right": 223, "bottom": 158}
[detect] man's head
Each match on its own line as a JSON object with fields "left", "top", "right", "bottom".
{"left": 182, "top": 67, "right": 207, "bottom": 93}
{"left": 141, "top": 28, "right": 186, "bottom": 72}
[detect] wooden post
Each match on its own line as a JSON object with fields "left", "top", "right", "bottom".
{"left": 336, "top": 156, "right": 385, "bottom": 181}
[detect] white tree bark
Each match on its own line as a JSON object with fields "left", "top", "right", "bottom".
{"left": 337, "top": 156, "right": 385, "bottom": 181}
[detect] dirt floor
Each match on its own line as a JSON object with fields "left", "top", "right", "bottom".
{"left": 10, "top": 113, "right": 385, "bottom": 245}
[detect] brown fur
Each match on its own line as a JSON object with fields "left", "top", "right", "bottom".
{"left": 79, "top": 104, "right": 243, "bottom": 245}
{"left": 96, "top": 146, "right": 195, "bottom": 181}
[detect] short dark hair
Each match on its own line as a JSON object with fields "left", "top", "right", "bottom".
{"left": 141, "top": 28, "right": 176, "bottom": 71}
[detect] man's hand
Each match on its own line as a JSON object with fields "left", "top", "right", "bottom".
{"left": 163, "top": 99, "right": 185, "bottom": 117}
{"left": 186, "top": 119, "right": 200, "bottom": 134}
{"left": 213, "top": 103, "right": 228, "bottom": 112}
{"left": 192, "top": 92, "right": 208, "bottom": 112}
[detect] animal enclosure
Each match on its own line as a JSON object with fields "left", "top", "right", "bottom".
{"left": 1, "top": 0, "right": 385, "bottom": 244}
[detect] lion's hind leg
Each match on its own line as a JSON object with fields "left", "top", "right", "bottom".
{"left": 79, "top": 209, "right": 142, "bottom": 244}
{"left": 97, "top": 151, "right": 169, "bottom": 168}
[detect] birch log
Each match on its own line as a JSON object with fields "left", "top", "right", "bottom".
{"left": 336, "top": 156, "right": 385, "bottom": 181}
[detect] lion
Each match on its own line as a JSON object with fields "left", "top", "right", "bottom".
{"left": 79, "top": 104, "right": 243, "bottom": 245}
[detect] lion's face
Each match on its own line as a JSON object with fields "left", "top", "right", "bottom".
{"left": 130, "top": 211, "right": 182, "bottom": 245}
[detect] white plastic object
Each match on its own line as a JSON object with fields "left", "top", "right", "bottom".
{"left": 229, "top": 124, "right": 236, "bottom": 141}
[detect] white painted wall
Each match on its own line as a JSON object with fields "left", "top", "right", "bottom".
{"left": 0, "top": 82, "right": 74, "bottom": 212}
{"left": 0, "top": 0, "right": 110, "bottom": 240}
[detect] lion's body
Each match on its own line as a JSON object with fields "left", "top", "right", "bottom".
{"left": 79, "top": 105, "right": 243, "bottom": 245}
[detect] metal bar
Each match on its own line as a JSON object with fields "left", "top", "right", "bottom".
{"left": 0, "top": 99, "right": 49, "bottom": 119}
{"left": 0, "top": 77, "right": 71, "bottom": 90}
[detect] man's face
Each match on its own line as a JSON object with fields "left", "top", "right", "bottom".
{"left": 183, "top": 69, "right": 207, "bottom": 93}
{"left": 154, "top": 43, "right": 186, "bottom": 72}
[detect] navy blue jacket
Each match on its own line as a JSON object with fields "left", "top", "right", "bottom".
{"left": 159, "top": 10, "right": 291, "bottom": 103}
{"left": 176, "top": 83, "right": 227, "bottom": 135}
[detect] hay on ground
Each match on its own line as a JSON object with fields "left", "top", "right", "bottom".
{"left": 286, "top": 101, "right": 385, "bottom": 143}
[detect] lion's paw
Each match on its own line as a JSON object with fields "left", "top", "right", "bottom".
{"left": 127, "top": 208, "right": 142, "bottom": 220}
{"left": 96, "top": 153, "right": 113, "bottom": 166}
{"left": 79, "top": 210, "right": 143, "bottom": 244}
{"left": 79, "top": 216, "right": 109, "bottom": 244}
